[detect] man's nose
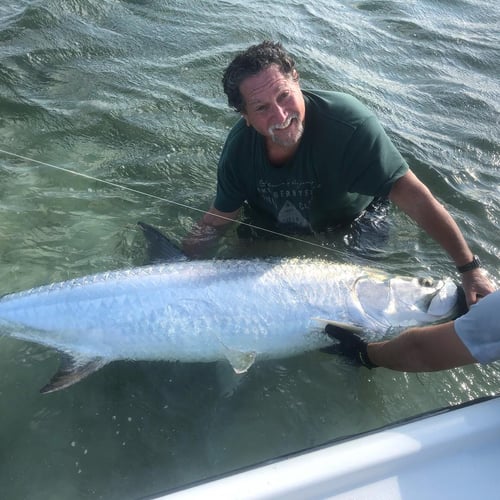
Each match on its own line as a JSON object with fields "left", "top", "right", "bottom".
{"left": 271, "top": 103, "right": 287, "bottom": 124}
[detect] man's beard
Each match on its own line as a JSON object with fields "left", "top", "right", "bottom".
{"left": 268, "top": 113, "right": 304, "bottom": 147}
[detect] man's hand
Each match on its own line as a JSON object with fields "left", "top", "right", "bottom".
{"left": 182, "top": 206, "right": 240, "bottom": 259}
{"left": 461, "top": 268, "right": 496, "bottom": 307}
{"left": 321, "top": 324, "right": 378, "bottom": 368}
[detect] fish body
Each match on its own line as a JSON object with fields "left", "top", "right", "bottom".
{"left": 0, "top": 257, "right": 460, "bottom": 392}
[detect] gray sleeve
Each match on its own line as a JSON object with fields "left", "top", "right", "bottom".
{"left": 454, "top": 290, "right": 500, "bottom": 364}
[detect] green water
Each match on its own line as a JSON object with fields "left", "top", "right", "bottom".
{"left": 0, "top": 1, "right": 499, "bottom": 498}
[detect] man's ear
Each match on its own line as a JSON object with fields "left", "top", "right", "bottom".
{"left": 292, "top": 68, "right": 299, "bottom": 81}
{"left": 241, "top": 113, "right": 250, "bottom": 127}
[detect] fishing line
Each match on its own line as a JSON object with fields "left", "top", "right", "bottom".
{"left": 0, "top": 147, "right": 349, "bottom": 258}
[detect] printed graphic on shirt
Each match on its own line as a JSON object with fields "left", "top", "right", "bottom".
{"left": 256, "top": 178, "right": 318, "bottom": 230}
{"left": 277, "top": 200, "right": 310, "bottom": 228}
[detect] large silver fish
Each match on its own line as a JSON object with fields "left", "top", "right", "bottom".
{"left": 0, "top": 224, "right": 462, "bottom": 393}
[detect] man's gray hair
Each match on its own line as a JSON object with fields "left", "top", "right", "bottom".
{"left": 222, "top": 41, "right": 297, "bottom": 113}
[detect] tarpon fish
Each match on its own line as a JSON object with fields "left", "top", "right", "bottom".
{"left": 0, "top": 223, "right": 463, "bottom": 393}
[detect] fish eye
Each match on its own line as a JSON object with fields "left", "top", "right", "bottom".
{"left": 418, "top": 277, "right": 434, "bottom": 287}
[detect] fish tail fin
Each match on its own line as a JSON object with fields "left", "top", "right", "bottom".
{"left": 40, "top": 354, "right": 107, "bottom": 394}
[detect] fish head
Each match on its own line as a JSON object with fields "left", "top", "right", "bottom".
{"left": 353, "top": 275, "right": 461, "bottom": 332}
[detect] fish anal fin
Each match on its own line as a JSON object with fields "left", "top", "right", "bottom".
{"left": 312, "top": 317, "right": 365, "bottom": 335}
{"left": 225, "top": 349, "right": 256, "bottom": 374}
{"left": 40, "top": 354, "right": 107, "bottom": 394}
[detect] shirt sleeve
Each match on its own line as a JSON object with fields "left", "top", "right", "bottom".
{"left": 213, "top": 137, "right": 247, "bottom": 213}
{"left": 344, "top": 115, "right": 409, "bottom": 197}
{"left": 454, "top": 290, "right": 500, "bottom": 363}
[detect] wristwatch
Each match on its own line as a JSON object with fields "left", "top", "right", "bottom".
{"left": 457, "top": 255, "right": 481, "bottom": 273}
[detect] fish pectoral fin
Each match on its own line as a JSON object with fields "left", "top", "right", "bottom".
{"left": 224, "top": 349, "right": 256, "bottom": 374}
{"left": 40, "top": 354, "right": 107, "bottom": 394}
{"left": 312, "top": 317, "right": 365, "bottom": 335}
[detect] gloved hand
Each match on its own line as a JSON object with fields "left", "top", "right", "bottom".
{"left": 321, "top": 324, "right": 378, "bottom": 369}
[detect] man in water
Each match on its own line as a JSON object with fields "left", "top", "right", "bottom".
{"left": 183, "top": 40, "right": 493, "bottom": 305}
{"left": 324, "top": 289, "right": 500, "bottom": 371}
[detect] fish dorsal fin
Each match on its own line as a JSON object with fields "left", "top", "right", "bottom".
{"left": 137, "top": 221, "right": 187, "bottom": 263}
{"left": 224, "top": 348, "right": 257, "bottom": 374}
{"left": 40, "top": 354, "right": 107, "bottom": 394}
{"left": 312, "top": 317, "right": 365, "bottom": 334}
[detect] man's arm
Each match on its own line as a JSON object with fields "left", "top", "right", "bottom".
{"left": 324, "top": 322, "right": 477, "bottom": 372}
{"left": 182, "top": 205, "right": 240, "bottom": 258}
{"left": 389, "top": 170, "right": 495, "bottom": 305}
{"left": 367, "top": 322, "right": 478, "bottom": 372}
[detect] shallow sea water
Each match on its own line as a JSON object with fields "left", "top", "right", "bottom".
{"left": 0, "top": 1, "right": 499, "bottom": 498}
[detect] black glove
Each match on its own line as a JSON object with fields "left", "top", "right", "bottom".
{"left": 321, "top": 324, "right": 378, "bottom": 369}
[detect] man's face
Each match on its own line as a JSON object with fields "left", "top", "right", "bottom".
{"left": 240, "top": 65, "right": 305, "bottom": 149}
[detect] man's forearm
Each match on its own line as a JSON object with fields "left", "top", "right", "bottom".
{"left": 367, "top": 322, "right": 477, "bottom": 372}
{"left": 389, "top": 171, "right": 495, "bottom": 304}
{"left": 389, "top": 171, "right": 473, "bottom": 266}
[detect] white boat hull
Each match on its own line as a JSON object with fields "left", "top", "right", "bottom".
{"left": 158, "top": 395, "right": 500, "bottom": 500}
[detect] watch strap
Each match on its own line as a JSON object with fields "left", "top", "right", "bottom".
{"left": 457, "top": 255, "right": 481, "bottom": 273}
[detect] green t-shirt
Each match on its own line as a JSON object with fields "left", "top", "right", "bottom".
{"left": 215, "top": 90, "right": 409, "bottom": 232}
